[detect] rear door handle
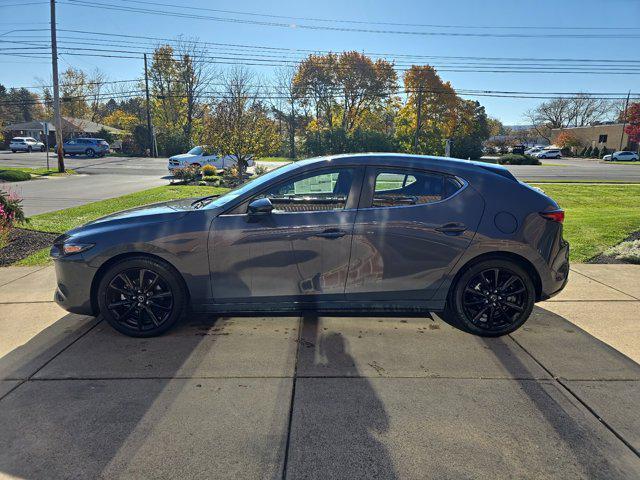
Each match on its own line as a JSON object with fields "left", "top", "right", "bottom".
{"left": 435, "top": 223, "right": 467, "bottom": 235}
{"left": 315, "top": 228, "right": 347, "bottom": 239}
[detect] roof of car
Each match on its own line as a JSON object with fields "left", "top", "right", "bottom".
{"left": 289, "top": 153, "right": 514, "bottom": 181}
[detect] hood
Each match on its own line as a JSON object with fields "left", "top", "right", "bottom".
{"left": 170, "top": 153, "right": 199, "bottom": 161}
{"left": 67, "top": 198, "right": 198, "bottom": 235}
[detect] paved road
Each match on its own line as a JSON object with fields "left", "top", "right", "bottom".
{"left": 0, "top": 264, "right": 639, "bottom": 478}
{"left": 0, "top": 151, "right": 169, "bottom": 216}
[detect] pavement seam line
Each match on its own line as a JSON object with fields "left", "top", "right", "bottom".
{"left": 0, "top": 265, "right": 49, "bottom": 288}
{"left": 0, "top": 318, "right": 102, "bottom": 403}
{"left": 0, "top": 301, "right": 56, "bottom": 305}
{"left": 281, "top": 315, "right": 303, "bottom": 480}
{"left": 569, "top": 268, "right": 640, "bottom": 301}
{"left": 508, "top": 334, "right": 640, "bottom": 459}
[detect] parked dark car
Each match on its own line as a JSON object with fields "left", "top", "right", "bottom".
{"left": 52, "top": 154, "right": 569, "bottom": 338}
{"left": 55, "top": 138, "right": 110, "bottom": 157}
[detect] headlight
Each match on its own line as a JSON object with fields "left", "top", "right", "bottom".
{"left": 51, "top": 241, "right": 95, "bottom": 258}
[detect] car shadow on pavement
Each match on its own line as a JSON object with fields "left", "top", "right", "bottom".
{"left": 0, "top": 312, "right": 294, "bottom": 479}
{"left": 287, "top": 314, "right": 399, "bottom": 479}
{"left": 482, "top": 305, "right": 640, "bottom": 477}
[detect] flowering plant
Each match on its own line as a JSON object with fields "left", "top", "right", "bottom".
{"left": 0, "top": 188, "right": 26, "bottom": 246}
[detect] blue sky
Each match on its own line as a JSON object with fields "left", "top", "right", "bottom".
{"left": 1, "top": 0, "right": 639, "bottom": 124}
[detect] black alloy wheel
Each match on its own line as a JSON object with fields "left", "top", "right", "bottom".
{"left": 449, "top": 259, "right": 535, "bottom": 336}
{"left": 98, "top": 257, "right": 186, "bottom": 337}
{"left": 86, "top": 148, "right": 95, "bottom": 157}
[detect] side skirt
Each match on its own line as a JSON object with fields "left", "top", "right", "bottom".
{"left": 191, "top": 299, "right": 446, "bottom": 316}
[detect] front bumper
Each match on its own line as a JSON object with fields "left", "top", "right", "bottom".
{"left": 53, "top": 256, "right": 98, "bottom": 316}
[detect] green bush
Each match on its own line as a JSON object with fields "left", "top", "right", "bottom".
{"left": 201, "top": 174, "right": 222, "bottom": 186}
{"left": 201, "top": 164, "right": 217, "bottom": 176}
{"left": 0, "top": 170, "right": 31, "bottom": 182}
{"left": 600, "top": 147, "right": 609, "bottom": 156}
{"left": 171, "top": 165, "right": 200, "bottom": 184}
{"left": 0, "top": 186, "right": 27, "bottom": 229}
{"left": 585, "top": 146, "right": 593, "bottom": 157}
{"left": 497, "top": 154, "right": 541, "bottom": 165}
{"left": 579, "top": 146, "right": 587, "bottom": 157}
{"left": 593, "top": 146, "right": 600, "bottom": 158}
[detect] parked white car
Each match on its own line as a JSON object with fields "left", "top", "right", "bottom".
{"left": 167, "top": 146, "right": 254, "bottom": 173}
{"left": 603, "top": 151, "right": 639, "bottom": 162}
{"left": 9, "top": 137, "right": 45, "bottom": 153}
{"left": 534, "top": 149, "right": 562, "bottom": 159}
{"left": 525, "top": 146, "right": 545, "bottom": 155}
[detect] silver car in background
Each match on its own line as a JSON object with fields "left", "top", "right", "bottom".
{"left": 9, "top": 137, "right": 45, "bottom": 153}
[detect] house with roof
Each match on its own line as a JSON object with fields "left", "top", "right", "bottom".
{"left": 2, "top": 117, "right": 126, "bottom": 147}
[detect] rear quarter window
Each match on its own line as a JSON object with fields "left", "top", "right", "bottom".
{"left": 371, "top": 169, "right": 463, "bottom": 208}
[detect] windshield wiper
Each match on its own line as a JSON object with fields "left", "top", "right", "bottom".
{"left": 191, "top": 194, "right": 220, "bottom": 209}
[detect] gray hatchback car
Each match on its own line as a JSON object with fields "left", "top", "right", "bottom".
{"left": 52, "top": 154, "right": 569, "bottom": 337}
{"left": 59, "top": 138, "right": 110, "bottom": 157}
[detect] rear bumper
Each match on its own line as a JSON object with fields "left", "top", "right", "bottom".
{"left": 53, "top": 256, "right": 98, "bottom": 316}
{"left": 539, "top": 239, "right": 570, "bottom": 300}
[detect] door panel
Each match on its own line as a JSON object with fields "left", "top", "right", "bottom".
{"left": 346, "top": 168, "right": 485, "bottom": 300}
{"left": 209, "top": 167, "right": 362, "bottom": 302}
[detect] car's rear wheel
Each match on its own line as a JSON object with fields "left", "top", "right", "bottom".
{"left": 86, "top": 148, "right": 95, "bottom": 157}
{"left": 11, "top": 150, "right": 16, "bottom": 153}
{"left": 40, "top": 146, "right": 45, "bottom": 152}
{"left": 446, "top": 259, "right": 535, "bottom": 337}
{"left": 97, "top": 257, "right": 187, "bottom": 337}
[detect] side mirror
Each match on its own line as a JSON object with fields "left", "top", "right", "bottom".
{"left": 247, "top": 197, "right": 273, "bottom": 216}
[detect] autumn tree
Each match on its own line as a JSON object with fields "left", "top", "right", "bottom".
{"left": 395, "top": 65, "right": 458, "bottom": 155}
{"left": 555, "top": 130, "right": 583, "bottom": 149}
{"left": 0, "top": 86, "right": 45, "bottom": 126}
{"left": 622, "top": 102, "right": 640, "bottom": 146}
{"left": 272, "top": 67, "right": 302, "bottom": 159}
{"left": 205, "top": 67, "right": 280, "bottom": 177}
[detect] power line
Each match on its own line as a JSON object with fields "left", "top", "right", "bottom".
{"left": 99, "top": 0, "right": 640, "bottom": 32}
{"left": 61, "top": 0, "right": 640, "bottom": 39}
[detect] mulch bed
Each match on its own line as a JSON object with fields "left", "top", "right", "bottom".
{"left": 0, "top": 228, "right": 58, "bottom": 267}
{"left": 588, "top": 231, "right": 640, "bottom": 264}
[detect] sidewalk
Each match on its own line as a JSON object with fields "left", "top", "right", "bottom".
{"left": 0, "top": 264, "right": 639, "bottom": 478}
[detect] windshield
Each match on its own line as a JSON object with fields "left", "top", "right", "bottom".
{"left": 187, "top": 146, "right": 203, "bottom": 155}
{"left": 202, "top": 162, "right": 300, "bottom": 209}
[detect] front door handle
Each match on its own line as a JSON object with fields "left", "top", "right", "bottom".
{"left": 435, "top": 223, "right": 467, "bottom": 235}
{"left": 314, "top": 228, "right": 347, "bottom": 239}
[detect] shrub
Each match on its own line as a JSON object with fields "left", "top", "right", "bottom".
{"left": 497, "top": 154, "right": 541, "bottom": 165}
{"left": 202, "top": 174, "right": 222, "bottom": 186}
{"left": 0, "top": 170, "right": 31, "bottom": 182}
{"left": 171, "top": 165, "right": 201, "bottom": 184}
{"left": 592, "top": 146, "right": 600, "bottom": 158}
{"left": 201, "top": 164, "right": 217, "bottom": 176}
{"left": 600, "top": 147, "right": 609, "bottom": 156}
{"left": 0, "top": 187, "right": 27, "bottom": 246}
{"left": 579, "top": 146, "right": 587, "bottom": 157}
{"left": 585, "top": 146, "right": 593, "bottom": 157}
{"left": 254, "top": 165, "right": 268, "bottom": 176}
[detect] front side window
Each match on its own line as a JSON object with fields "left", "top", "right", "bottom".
{"left": 256, "top": 168, "right": 355, "bottom": 213}
{"left": 371, "top": 170, "right": 461, "bottom": 208}
{"left": 187, "top": 146, "right": 203, "bottom": 155}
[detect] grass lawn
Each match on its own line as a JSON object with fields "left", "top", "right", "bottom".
{"left": 11, "top": 183, "right": 640, "bottom": 266}
{"left": 600, "top": 161, "right": 640, "bottom": 165}
{"left": 532, "top": 184, "right": 640, "bottom": 262}
{"left": 0, "top": 166, "right": 77, "bottom": 178}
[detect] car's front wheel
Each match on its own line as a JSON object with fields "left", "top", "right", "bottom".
{"left": 446, "top": 259, "right": 535, "bottom": 337}
{"left": 97, "top": 257, "right": 187, "bottom": 337}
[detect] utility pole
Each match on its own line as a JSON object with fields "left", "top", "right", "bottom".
{"left": 50, "top": 0, "right": 64, "bottom": 173}
{"left": 290, "top": 99, "right": 296, "bottom": 160}
{"left": 619, "top": 90, "right": 631, "bottom": 152}
{"left": 413, "top": 88, "right": 423, "bottom": 153}
{"left": 143, "top": 53, "right": 154, "bottom": 157}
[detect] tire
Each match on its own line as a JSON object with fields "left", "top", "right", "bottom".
{"left": 86, "top": 148, "right": 95, "bottom": 157}
{"left": 445, "top": 259, "right": 535, "bottom": 337}
{"left": 11, "top": 150, "right": 16, "bottom": 153}
{"left": 40, "top": 146, "right": 45, "bottom": 152}
{"left": 97, "top": 257, "right": 187, "bottom": 337}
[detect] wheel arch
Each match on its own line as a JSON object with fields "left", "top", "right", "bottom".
{"left": 90, "top": 252, "right": 190, "bottom": 314}
{"left": 449, "top": 251, "right": 543, "bottom": 302}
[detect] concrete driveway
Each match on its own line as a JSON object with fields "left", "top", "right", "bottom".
{"left": 0, "top": 265, "right": 639, "bottom": 479}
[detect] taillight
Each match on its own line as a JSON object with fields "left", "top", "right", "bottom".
{"left": 540, "top": 209, "right": 564, "bottom": 223}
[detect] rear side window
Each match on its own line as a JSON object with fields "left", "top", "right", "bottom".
{"left": 371, "top": 170, "right": 462, "bottom": 208}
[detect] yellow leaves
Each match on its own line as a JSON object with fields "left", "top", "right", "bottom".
{"left": 103, "top": 110, "right": 138, "bottom": 132}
